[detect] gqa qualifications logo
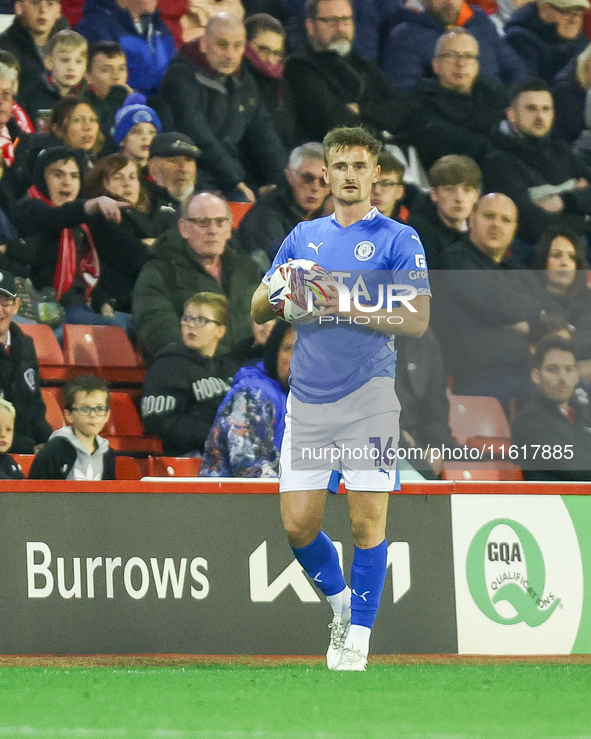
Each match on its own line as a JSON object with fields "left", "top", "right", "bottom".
{"left": 466, "top": 518, "right": 561, "bottom": 627}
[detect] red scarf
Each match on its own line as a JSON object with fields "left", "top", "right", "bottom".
{"left": 244, "top": 44, "right": 284, "bottom": 81}
{"left": 27, "top": 185, "right": 100, "bottom": 305}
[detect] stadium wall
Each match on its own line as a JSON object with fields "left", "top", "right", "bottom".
{"left": 0, "top": 480, "right": 589, "bottom": 655}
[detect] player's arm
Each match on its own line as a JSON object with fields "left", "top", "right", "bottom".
{"left": 322, "top": 290, "right": 430, "bottom": 337}
{"left": 251, "top": 281, "right": 276, "bottom": 324}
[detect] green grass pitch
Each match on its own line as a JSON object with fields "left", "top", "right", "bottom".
{"left": 0, "top": 661, "right": 590, "bottom": 739}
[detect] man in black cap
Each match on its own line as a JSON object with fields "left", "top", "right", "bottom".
{"left": 0, "top": 269, "right": 52, "bottom": 453}
{"left": 144, "top": 131, "right": 201, "bottom": 218}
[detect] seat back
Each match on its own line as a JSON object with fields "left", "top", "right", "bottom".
{"left": 148, "top": 456, "right": 202, "bottom": 477}
{"left": 115, "top": 455, "right": 148, "bottom": 479}
{"left": 41, "top": 387, "right": 66, "bottom": 430}
{"left": 62, "top": 325, "right": 138, "bottom": 367}
{"left": 228, "top": 201, "right": 254, "bottom": 229}
{"left": 448, "top": 394, "right": 511, "bottom": 445}
{"left": 102, "top": 392, "right": 144, "bottom": 436}
{"left": 440, "top": 461, "right": 523, "bottom": 481}
{"left": 19, "top": 324, "right": 64, "bottom": 365}
{"left": 12, "top": 454, "right": 34, "bottom": 477}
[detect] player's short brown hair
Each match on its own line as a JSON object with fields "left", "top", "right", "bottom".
{"left": 322, "top": 126, "right": 382, "bottom": 164}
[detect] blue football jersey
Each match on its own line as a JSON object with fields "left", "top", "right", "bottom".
{"left": 264, "top": 208, "right": 431, "bottom": 403}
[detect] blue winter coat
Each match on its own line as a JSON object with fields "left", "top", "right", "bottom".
{"left": 76, "top": 0, "right": 175, "bottom": 96}
{"left": 382, "top": 4, "right": 528, "bottom": 91}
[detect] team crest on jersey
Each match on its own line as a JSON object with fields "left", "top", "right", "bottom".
{"left": 354, "top": 241, "right": 375, "bottom": 261}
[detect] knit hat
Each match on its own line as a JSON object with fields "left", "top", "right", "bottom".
{"left": 114, "top": 93, "right": 162, "bottom": 145}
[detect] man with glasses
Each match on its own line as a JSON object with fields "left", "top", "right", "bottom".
{"left": 239, "top": 142, "right": 330, "bottom": 269}
{"left": 0, "top": 270, "right": 52, "bottom": 454}
{"left": 0, "top": 0, "right": 68, "bottom": 91}
{"left": 284, "top": 0, "right": 417, "bottom": 147}
{"left": 30, "top": 374, "right": 116, "bottom": 480}
{"left": 506, "top": 0, "right": 588, "bottom": 85}
{"left": 157, "top": 12, "right": 286, "bottom": 201}
{"left": 412, "top": 28, "right": 507, "bottom": 170}
{"left": 141, "top": 292, "right": 247, "bottom": 456}
{"left": 133, "top": 191, "right": 260, "bottom": 360}
{"left": 383, "top": 0, "right": 527, "bottom": 91}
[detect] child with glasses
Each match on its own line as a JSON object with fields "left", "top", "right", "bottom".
{"left": 29, "top": 374, "right": 115, "bottom": 480}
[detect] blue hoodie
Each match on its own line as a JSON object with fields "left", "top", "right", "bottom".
{"left": 76, "top": 0, "right": 175, "bottom": 96}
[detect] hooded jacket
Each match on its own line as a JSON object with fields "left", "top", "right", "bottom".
{"left": 552, "top": 55, "right": 587, "bottom": 144}
{"left": 132, "top": 226, "right": 261, "bottom": 359}
{"left": 0, "top": 322, "right": 52, "bottom": 454}
{"left": 141, "top": 341, "right": 246, "bottom": 456}
{"left": 29, "top": 425, "right": 116, "bottom": 480}
{"left": 505, "top": 2, "right": 587, "bottom": 85}
{"left": 76, "top": 0, "right": 175, "bottom": 95}
{"left": 155, "top": 43, "right": 286, "bottom": 190}
{"left": 199, "top": 361, "right": 288, "bottom": 477}
{"left": 382, "top": 4, "right": 528, "bottom": 91}
{"left": 407, "top": 192, "right": 469, "bottom": 270}
{"left": 482, "top": 120, "right": 591, "bottom": 243}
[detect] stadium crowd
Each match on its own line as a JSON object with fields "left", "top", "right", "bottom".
{"left": 0, "top": 0, "right": 588, "bottom": 480}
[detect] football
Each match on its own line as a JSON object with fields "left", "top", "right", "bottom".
{"left": 267, "top": 259, "right": 333, "bottom": 323}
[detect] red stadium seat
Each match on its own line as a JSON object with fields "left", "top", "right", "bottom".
{"left": 228, "top": 201, "right": 254, "bottom": 229}
{"left": 440, "top": 461, "right": 523, "bottom": 481}
{"left": 102, "top": 392, "right": 162, "bottom": 454}
{"left": 147, "top": 456, "right": 202, "bottom": 477}
{"left": 62, "top": 325, "right": 145, "bottom": 384}
{"left": 12, "top": 454, "right": 34, "bottom": 477}
{"left": 41, "top": 387, "right": 66, "bottom": 431}
{"left": 115, "top": 455, "right": 149, "bottom": 479}
{"left": 19, "top": 323, "right": 69, "bottom": 382}
{"left": 448, "top": 394, "right": 511, "bottom": 446}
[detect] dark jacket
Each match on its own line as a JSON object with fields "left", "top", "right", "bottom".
{"left": 412, "top": 75, "right": 507, "bottom": 169}
{"left": 199, "top": 361, "right": 288, "bottom": 477}
{"left": 155, "top": 44, "right": 286, "bottom": 191}
{"left": 511, "top": 387, "right": 591, "bottom": 481}
{"left": 238, "top": 183, "right": 322, "bottom": 262}
{"left": 283, "top": 42, "right": 417, "bottom": 145}
{"left": 0, "top": 15, "right": 69, "bottom": 91}
{"left": 482, "top": 121, "right": 591, "bottom": 243}
{"left": 0, "top": 322, "right": 52, "bottom": 453}
{"left": 505, "top": 2, "right": 587, "bottom": 85}
{"left": 141, "top": 341, "right": 246, "bottom": 456}
{"left": 552, "top": 55, "right": 587, "bottom": 144}
{"left": 395, "top": 329, "right": 458, "bottom": 477}
{"left": 0, "top": 452, "right": 24, "bottom": 479}
{"left": 132, "top": 226, "right": 261, "bottom": 359}
{"left": 17, "top": 75, "right": 88, "bottom": 125}
{"left": 432, "top": 239, "right": 552, "bottom": 393}
{"left": 29, "top": 432, "right": 116, "bottom": 480}
{"left": 407, "top": 193, "right": 468, "bottom": 270}
{"left": 382, "top": 4, "right": 528, "bottom": 91}
{"left": 76, "top": 0, "right": 175, "bottom": 95}
{"left": 82, "top": 85, "right": 130, "bottom": 148}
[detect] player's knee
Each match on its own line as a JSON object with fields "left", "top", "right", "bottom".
{"left": 350, "top": 517, "right": 386, "bottom": 549}
{"left": 282, "top": 516, "right": 321, "bottom": 549}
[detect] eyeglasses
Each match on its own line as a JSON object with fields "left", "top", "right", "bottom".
{"left": 373, "top": 179, "right": 402, "bottom": 190}
{"left": 0, "top": 297, "right": 16, "bottom": 308}
{"left": 437, "top": 52, "right": 479, "bottom": 63}
{"left": 314, "top": 15, "right": 354, "bottom": 26}
{"left": 181, "top": 314, "right": 223, "bottom": 328}
{"left": 71, "top": 405, "right": 110, "bottom": 416}
{"left": 297, "top": 172, "right": 330, "bottom": 187}
{"left": 251, "top": 42, "right": 284, "bottom": 62}
{"left": 184, "top": 216, "right": 230, "bottom": 228}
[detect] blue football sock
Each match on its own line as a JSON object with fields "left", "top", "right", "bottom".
{"left": 291, "top": 531, "right": 347, "bottom": 597}
{"left": 350, "top": 540, "right": 388, "bottom": 629}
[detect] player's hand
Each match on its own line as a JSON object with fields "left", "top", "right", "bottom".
{"left": 314, "top": 282, "right": 344, "bottom": 316}
{"left": 84, "top": 196, "right": 130, "bottom": 223}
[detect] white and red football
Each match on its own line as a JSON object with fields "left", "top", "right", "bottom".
{"left": 267, "top": 259, "right": 333, "bottom": 323}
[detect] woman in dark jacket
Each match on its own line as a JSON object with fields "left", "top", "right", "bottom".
{"left": 83, "top": 153, "right": 174, "bottom": 315}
